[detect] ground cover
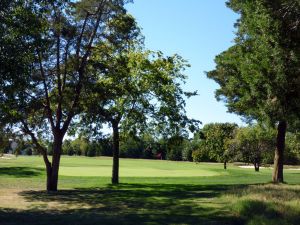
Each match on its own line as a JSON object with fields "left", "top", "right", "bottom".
{"left": 0, "top": 156, "right": 300, "bottom": 224}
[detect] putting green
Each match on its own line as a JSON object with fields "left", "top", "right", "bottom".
{"left": 59, "top": 166, "right": 220, "bottom": 177}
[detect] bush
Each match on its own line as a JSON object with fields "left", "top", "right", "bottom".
{"left": 120, "top": 135, "right": 144, "bottom": 158}
{"left": 25, "top": 148, "right": 32, "bottom": 156}
{"left": 72, "top": 143, "right": 81, "bottom": 156}
{"left": 182, "top": 142, "right": 193, "bottom": 161}
{"left": 285, "top": 132, "right": 300, "bottom": 165}
{"left": 192, "top": 148, "right": 210, "bottom": 162}
{"left": 67, "top": 148, "right": 74, "bottom": 156}
{"left": 86, "top": 147, "right": 96, "bottom": 157}
{"left": 96, "top": 139, "right": 113, "bottom": 156}
{"left": 167, "top": 146, "right": 183, "bottom": 161}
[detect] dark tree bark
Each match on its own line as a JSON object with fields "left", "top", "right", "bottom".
{"left": 224, "top": 161, "right": 227, "bottom": 170}
{"left": 254, "top": 162, "right": 259, "bottom": 172}
{"left": 272, "top": 120, "right": 287, "bottom": 183}
{"left": 112, "top": 121, "right": 120, "bottom": 184}
{"left": 47, "top": 135, "right": 63, "bottom": 191}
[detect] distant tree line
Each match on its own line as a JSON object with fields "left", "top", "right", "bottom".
{"left": 4, "top": 122, "right": 299, "bottom": 173}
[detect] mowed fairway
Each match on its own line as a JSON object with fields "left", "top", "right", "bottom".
{"left": 1, "top": 156, "right": 300, "bottom": 225}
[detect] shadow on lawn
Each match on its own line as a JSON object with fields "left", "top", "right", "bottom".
{"left": 0, "top": 167, "right": 43, "bottom": 177}
{"left": 2, "top": 183, "right": 299, "bottom": 224}
{"left": 0, "top": 184, "right": 244, "bottom": 225}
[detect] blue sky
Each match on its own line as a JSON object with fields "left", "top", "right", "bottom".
{"left": 126, "top": 0, "right": 244, "bottom": 126}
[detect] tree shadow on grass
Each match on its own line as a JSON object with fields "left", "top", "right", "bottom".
{"left": 0, "top": 167, "right": 43, "bottom": 177}
{"left": 0, "top": 183, "right": 244, "bottom": 225}
{"left": 4, "top": 183, "right": 299, "bottom": 224}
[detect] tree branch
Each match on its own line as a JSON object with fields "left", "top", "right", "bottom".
{"left": 62, "top": 0, "right": 107, "bottom": 135}
{"left": 37, "top": 49, "right": 55, "bottom": 132}
{"left": 21, "top": 120, "right": 51, "bottom": 168}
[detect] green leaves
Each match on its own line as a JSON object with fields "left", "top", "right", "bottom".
{"left": 209, "top": 0, "right": 300, "bottom": 124}
{"left": 193, "top": 123, "right": 237, "bottom": 163}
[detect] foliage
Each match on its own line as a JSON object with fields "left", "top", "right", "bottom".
{"left": 62, "top": 140, "right": 74, "bottom": 156}
{"left": 207, "top": 0, "right": 300, "bottom": 181}
{"left": 285, "top": 132, "right": 300, "bottom": 164}
{"left": 0, "top": 128, "right": 10, "bottom": 155}
{"left": 182, "top": 140, "right": 194, "bottom": 162}
{"left": 80, "top": 12, "right": 198, "bottom": 183}
{"left": 0, "top": 0, "right": 133, "bottom": 191}
{"left": 119, "top": 133, "right": 143, "bottom": 158}
{"left": 227, "top": 125, "right": 276, "bottom": 168}
{"left": 209, "top": 0, "right": 300, "bottom": 123}
{"left": 192, "top": 142, "right": 210, "bottom": 162}
{"left": 192, "top": 123, "right": 237, "bottom": 163}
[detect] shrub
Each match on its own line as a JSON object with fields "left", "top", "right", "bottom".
{"left": 182, "top": 141, "right": 194, "bottom": 161}
{"left": 167, "top": 146, "right": 183, "bottom": 161}
{"left": 192, "top": 146, "right": 210, "bottom": 162}
{"left": 25, "top": 148, "right": 32, "bottom": 156}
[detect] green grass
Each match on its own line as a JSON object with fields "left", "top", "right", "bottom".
{"left": 1, "top": 156, "right": 300, "bottom": 224}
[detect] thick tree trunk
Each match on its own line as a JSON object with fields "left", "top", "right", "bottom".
{"left": 224, "top": 161, "right": 227, "bottom": 170}
{"left": 272, "top": 121, "right": 287, "bottom": 183}
{"left": 47, "top": 137, "right": 63, "bottom": 191}
{"left": 112, "top": 122, "right": 120, "bottom": 184}
{"left": 254, "top": 162, "right": 259, "bottom": 172}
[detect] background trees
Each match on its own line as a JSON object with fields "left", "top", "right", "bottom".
{"left": 227, "top": 125, "right": 275, "bottom": 171}
{"left": 207, "top": 0, "right": 300, "bottom": 182}
{"left": 192, "top": 123, "right": 237, "bottom": 169}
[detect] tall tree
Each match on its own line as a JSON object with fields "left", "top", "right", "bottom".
{"left": 0, "top": 0, "right": 131, "bottom": 191}
{"left": 207, "top": 0, "right": 300, "bottom": 182}
{"left": 86, "top": 49, "right": 196, "bottom": 184}
{"left": 83, "top": 14, "right": 197, "bottom": 184}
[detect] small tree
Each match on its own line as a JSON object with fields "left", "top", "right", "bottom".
{"left": 228, "top": 125, "right": 275, "bottom": 171}
{"left": 192, "top": 123, "right": 237, "bottom": 169}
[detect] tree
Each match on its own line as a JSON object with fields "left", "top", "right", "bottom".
{"left": 0, "top": 0, "right": 131, "bottom": 191}
{"left": 192, "top": 123, "right": 237, "bottom": 169}
{"left": 228, "top": 125, "right": 275, "bottom": 171}
{"left": 207, "top": 0, "right": 300, "bottom": 182}
{"left": 82, "top": 14, "right": 198, "bottom": 183}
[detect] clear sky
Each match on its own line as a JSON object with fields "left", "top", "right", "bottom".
{"left": 126, "top": 0, "right": 244, "bottom": 126}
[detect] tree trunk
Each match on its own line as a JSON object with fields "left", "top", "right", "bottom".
{"left": 112, "top": 122, "right": 120, "bottom": 184}
{"left": 47, "top": 136, "right": 63, "bottom": 191}
{"left": 254, "top": 162, "right": 259, "bottom": 172}
{"left": 272, "top": 120, "right": 287, "bottom": 183}
{"left": 224, "top": 161, "right": 227, "bottom": 170}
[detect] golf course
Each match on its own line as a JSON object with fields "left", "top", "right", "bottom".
{"left": 1, "top": 156, "right": 300, "bottom": 225}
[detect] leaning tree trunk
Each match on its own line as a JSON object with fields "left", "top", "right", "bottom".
{"left": 46, "top": 136, "right": 63, "bottom": 191}
{"left": 112, "top": 122, "right": 120, "bottom": 184}
{"left": 272, "top": 120, "right": 287, "bottom": 183}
